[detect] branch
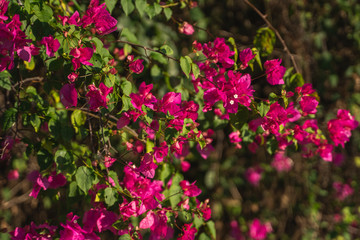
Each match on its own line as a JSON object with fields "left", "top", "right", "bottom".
{"left": 116, "top": 40, "right": 179, "bottom": 62}
{"left": 244, "top": 0, "right": 300, "bottom": 73}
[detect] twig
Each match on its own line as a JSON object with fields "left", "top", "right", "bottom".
{"left": 244, "top": 0, "right": 300, "bottom": 73}
{"left": 116, "top": 40, "right": 179, "bottom": 62}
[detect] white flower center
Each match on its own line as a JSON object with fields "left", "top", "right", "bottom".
{"left": 230, "top": 100, "right": 235, "bottom": 105}
{"left": 234, "top": 94, "right": 238, "bottom": 99}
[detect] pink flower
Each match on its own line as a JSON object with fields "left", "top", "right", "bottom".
{"left": 117, "top": 112, "right": 130, "bottom": 129}
{"left": 328, "top": 109, "right": 359, "bottom": 147}
{"left": 239, "top": 48, "right": 255, "bottom": 69}
{"left": 178, "top": 223, "right": 197, "bottom": 240}
{"left": 67, "top": 72, "right": 78, "bottom": 82}
{"left": 129, "top": 58, "right": 144, "bottom": 74}
{"left": 153, "top": 141, "right": 168, "bottom": 162}
{"left": 40, "top": 35, "right": 60, "bottom": 58}
{"left": 271, "top": 151, "right": 293, "bottom": 172}
{"left": 28, "top": 171, "right": 67, "bottom": 198}
{"left": 317, "top": 143, "right": 333, "bottom": 162}
{"left": 82, "top": 0, "right": 118, "bottom": 35}
{"left": 60, "top": 212, "right": 100, "bottom": 240}
{"left": 196, "top": 143, "right": 214, "bottom": 159}
{"left": 299, "top": 96, "right": 318, "bottom": 114}
{"left": 264, "top": 59, "right": 286, "bottom": 85}
{"left": 181, "top": 161, "right": 191, "bottom": 172}
{"left": 245, "top": 166, "right": 263, "bottom": 186}
{"left": 82, "top": 208, "right": 117, "bottom": 233}
{"left": 10, "top": 222, "right": 57, "bottom": 240}
{"left": 70, "top": 47, "right": 94, "bottom": 70}
{"left": 137, "top": 153, "right": 158, "bottom": 178}
{"left": 230, "top": 220, "right": 245, "bottom": 240}
{"left": 179, "top": 180, "right": 201, "bottom": 197}
{"left": 249, "top": 219, "right": 272, "bottom": 240}
{"left": 179, "top": 21, "right": 195, "bottom": 35}
{"left": 7, "top": 169, "right": 19, "bottom": 180}
{"left": 58, "top": 11, "right": 81, "bottom": 26}
{"left": 104, "top": 156, "right": 116, "bottom": 168}
{"left": 333, "top": 182, "right": 354, "bottom": 201}
{"left": 86, "top": 83, "right": 113, "bottom": 111}
{"left": 60, "top": 83, "right": 78, "bottom": 108}
{"left": 0, "top": 0, "right": 9, "bottom": 21}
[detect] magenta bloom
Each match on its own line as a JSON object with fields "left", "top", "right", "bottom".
{"left": 117, "top": 112, "right": 130, "bottom": 129}
{"left": 179, "top": 180, "right": 201, "bottom": 197}
{"left": 82, "top": 0, "right": 118, "bottom": 35}
{"left": 129, "top": 58, "right": 144, "bottom": 74}
{"left": 299, "top": 96, "right": 318, "bottom": 114}
{"left": 28, "top": 171, "right": 67, "bottom": 198}
{"left": 249, "top": 219, "right": 272, "bottom": 240}
{"left": 7, "top": 169, "right": 19, "bottom": 180}
{"left": 264, "top": 59, "right": 286, "bottom": 85}
{"left": 0, "top": 0, "right": 9, "bottom": 21}
{"left": 60, "top": 83, "right": 78, "bottom": 108}
{"left": 86, "top": 83, "right": 113, "bottom": 111}
{"left": 10, "top": 222, "right": 57, "bottom": 240}
{"left": 179, "top": 21, "right": 195, "bottom": 35}
{"left": 67, "top": 72, "right": 78, "bottom": 82}
{"left": 153, "top": 141, "right": 168, "bottom": 162}
{"left": 333, "top": 182, "right": 354, "bottom": 201}
{"left": 328, "top": 109, "right": 358, "bottom": 147}
{"left": 178, "top": 223, "right": 197, "bottom": 240}
{"left": 245, "top": 166, "right": 263, "bottom": 186}
{"left": 40, "top": 35, "right": 60, "bottom": 57}
{"left": 60, "top": 212, "right": 100, "bottom": 240}
{"left": 239, "top": 48, "right": 255, "bottom": 69}
{"left": 82, "top": 208, "right": 117, "bottom": 233}
{"left": 104, "top": 156, "right": 116, "bottom": 168}
{"left": 70, "top": 47, "right": 94, "bottom": 70}
{"left": 271, "top": 151, "right": 293, "bottom": 172}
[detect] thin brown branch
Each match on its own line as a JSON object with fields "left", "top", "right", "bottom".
{"left": 244, "top": 0, "right": 300, "bottom": 73}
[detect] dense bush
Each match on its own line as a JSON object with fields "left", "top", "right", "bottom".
{"left": 0, "top": 0, "right": 359, "bottom": 239}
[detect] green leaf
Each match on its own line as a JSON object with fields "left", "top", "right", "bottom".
{"left": 228, "top": 37, "right": 238, "bottom": 68}
{"left": 121, "top": 95, "right": 131, "bottom": 112}
{"left": 191, "top": 63, "right": 200, "bottom": 79}
{"left": 121, "top": 80, "right": 132, "bottom": 96}
{"left": 120, "top": 28, "right": 138, "bottom": 44}
{"left": 252, "top": 47, "right": 262, "bottom": 71}
{"left": 108, "top": 171, "right": 122, "bottom": 189}
{"left": 258, "top": 101, "right": 270, "bottom": 117}
{"left": 135, "top": 0, "right": 146, "bottom": 17}
{"left": 253, "top": 27, "right": 276, "bottom": 57}
{"left": 76, "top": 166, "right": 96, "bottom": 194}
{"left": 145, "top": 4, "right": 157, "bottom": 19}
{"left": 1, "top": 108, "right": 17, "bottom": 130}
{"left": 32, "top": 4, "right": 53, "bottom": 22}
{"left": 169, "top": 172, "right": 183, "bottom": 208}
{"left": 180, "top": 56, "right": 192, "bottom": 78}
{"left": 160, "top": 45, "right": 174, "bottom": 56}
{"left": 165, "top": 128, "right": 179, "bottom": 143}
{"left": 199, "top": 233, "right": 211, "bottom": 240}
{"left": 0, "top": 71, "right": 12, "bottom": 90}
{"left": 159, "top": 163, "right": 172, "bottom": 184}
{"left": 121, "top": 0, "right": 135, "bottom": 15}
{"left": 150, "top": 52, "right": 168, "bottom": 64}
{"left": 163, "top": 7, "right": 172, "bottom": 20}
{"left": 179, "top": 211, "right": 193, "bottom": 224}
{"left": 266, "top": 139, "right": 278, "bottom": 155}
{"left": 30, "top": 114, "right": 41, "bottom": 132}
{"left": 37, "top": 148, "right": 53, "bottom": 171}
{"left": 118, "top": 234, "right": 132, "bottom": 240}
{"left": 105, "top": 0, "right": 117, "bottom": 13}
{"left": 55, "top": 149, "right": 74, "bottom": 173}
{"left": 206, "top": 221, "right": 216, "bottom": 239}
{"left": 153, "top": 3, "right": 162, "bottom": 15}
{"left": 229, "top": 106, "right": 250, "bottom": 130}
{"left": 104, "top": 187, "right": 117, "bottom": 206}
{"left": 71, "top": 110, "right": 86, "bottom": 128}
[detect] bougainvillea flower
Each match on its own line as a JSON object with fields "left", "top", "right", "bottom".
{"left": 239, "top": 48, "right": 255, "bottom": 69}
{"left": 333, "top": 182, "right": 354, "bottom": 201}
{"left": 40, "top": 35, "right": 60, "bottom": 58}
{"left": 137, "top": 153, "right": 158, "bottom": 179}
{"left": 245, "top": 166, "right": 263, "bottom": 186}
{"left": 129, "top": 58, "right": 144, "bottom": 74}
{"left": 327, "top": 109, "right": 358, "bottom": 147}
{"left": 153, "top": 141, "right": 168, "bottom": 162}
{"left": 70, "top": 47, "right": 94, "bottom": 70}
{"left": 104, "top": 156, "right": 116, "bottom": 168}
{"left": 7, "top": 169, "right": 19, "bottom": 180}
{"left": 179, "top": 21, "right": 195, "bottom": 35}
{"left": 264, "top": 59, "right": 286, "bottom": 85}
{"left": 11, "top": 222, "right": 57, "bottom": 240}
{"left": 82, "top": 208, "right": 117, "bottom": 233}
{"left": 271, "top": 151, "right": 293, "bottom": 172}
{"left": 60, "top": 83, "right": 78, "bottom": 108}
{"left": 179, "top": 180, "right": 201, "bottom": 197}
{"left": 82, "top": 0, "right": 118, "bottom": 35}
{"left": 86, "top": 83, "right": 113, "bottom": 111}
{"left": 28, "top": 171, "right": 67, "bottom": 198}
{"left": 178, "top": 223, "right": 197, "bottom": 240}
{"left": 67, "top": 72, "right": 78, "bottom": 82}
{"left": 117, "top": 112, "right": 130, "bottom": 129}
{"left": 299, "top": 96, "right": 318, "bottom": 114}
{"left": 60, "top": 212, "right": 100, "bottom": 240}
{"left": 249, "top": 218, "right": 272, "bottom": 240}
